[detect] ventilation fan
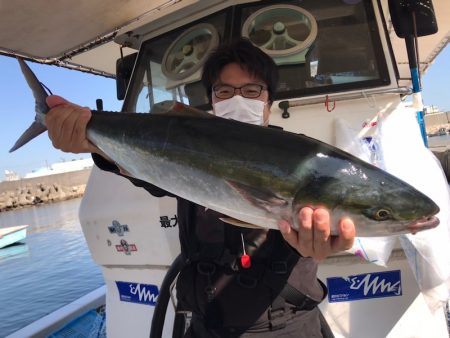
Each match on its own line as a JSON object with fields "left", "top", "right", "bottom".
{"left": 242, "top": 5, "right": 317, "bottom": 65}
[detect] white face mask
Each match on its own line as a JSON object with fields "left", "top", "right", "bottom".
{"left": 213, "top": 95, "right": 266, "bottom": 126}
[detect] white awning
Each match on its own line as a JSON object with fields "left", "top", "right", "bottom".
{"left": 0, "top": 0, "right": 448, "bottom": 81}
{"left": 0, "top": 0, "right": 181, "bottom": 76}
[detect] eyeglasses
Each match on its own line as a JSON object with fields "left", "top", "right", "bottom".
{"left": 212, "top": 83, "right": 267, "bottom": 99}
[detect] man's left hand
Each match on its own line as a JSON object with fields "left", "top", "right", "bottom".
{"left": 277, "top": 207, "right": 355, "bottom": 261}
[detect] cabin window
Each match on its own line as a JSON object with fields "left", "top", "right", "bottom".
{"left": 124, "top": 0, "right": 389, "bottom": 113}
{"left": 237, "top": 0, "right": 390, "bottom": 100}
{"left": 123, "top": 10, "right": 229, "bottom": 113}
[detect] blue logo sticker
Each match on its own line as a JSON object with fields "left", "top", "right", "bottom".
{"left": 116, "top": 281, "right": 159, "bottom": 306}
{"left": 327, "top": 270, "right": 402, "bottom": 303}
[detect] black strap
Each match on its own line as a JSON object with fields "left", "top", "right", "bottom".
{"left": 263, "top": 232, "right": 330, "bottom": 330}
{"left": 319, "top": 308, "right": 335, "bottom": 338}
{"left": 268, "top": 281, "right": 326, "bottom": 330}
{"left": 262, "top": 231, "right": 300, "bottom": 330}
{"left": 262, "top": 232, "right": 300, "bottom": 292}
{"left": 279, "top": 280, "right": 327, "bottom": 311}
{"left": 268, "top": 294, "right": 288, "bottom": 330}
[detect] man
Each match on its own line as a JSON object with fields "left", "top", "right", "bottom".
{"left": 45, "top": 38, "right": 356, "bottom": 337}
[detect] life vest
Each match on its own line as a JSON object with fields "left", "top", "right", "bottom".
{"left": 176, "top": 199, "right": 327, "bottom": 330}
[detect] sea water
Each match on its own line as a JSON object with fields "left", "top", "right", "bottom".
{"left": 0, "top": 198, "right": 104, "bottom": 337}
{"left": 428, "top": 134, "right": 450, "bottom": 149}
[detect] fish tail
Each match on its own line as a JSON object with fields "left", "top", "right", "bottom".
{"left": 9, "top": 58, "right": 49, "bottom": 153}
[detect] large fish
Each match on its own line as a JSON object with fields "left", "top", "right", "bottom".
{"left": 11, "top": 59, "right": 439, "bottom": 236}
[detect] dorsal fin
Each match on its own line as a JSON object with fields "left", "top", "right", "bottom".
{"left": 150, "top": 100, "right": 214, "bottom": 118}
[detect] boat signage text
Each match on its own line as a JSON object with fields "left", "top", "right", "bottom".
{"left": 327, "top": 270, "right": 402, "bottom": 302}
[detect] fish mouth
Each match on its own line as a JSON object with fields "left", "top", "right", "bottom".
{"left": 406, "top": 216, "right": 440, "bottom": 234}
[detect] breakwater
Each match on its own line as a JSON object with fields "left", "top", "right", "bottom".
{"left": 0, "top": 169, "right": 91, "bottom": 212}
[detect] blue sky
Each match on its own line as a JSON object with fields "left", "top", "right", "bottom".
{"left": 421, "top": 44, "right": 450, "bottom": 111}
{"left": 0, "top": 45, "right": 449, "bottom": 181}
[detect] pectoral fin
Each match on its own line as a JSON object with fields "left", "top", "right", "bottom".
{"left": 225, "top": 180, "right": 290, "bottom": 214}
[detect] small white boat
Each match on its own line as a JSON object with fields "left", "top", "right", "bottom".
{"left": 0, "top": 225, "right": 29, "bottom": 249}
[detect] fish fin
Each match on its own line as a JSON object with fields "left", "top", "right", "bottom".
{"left": 17, "top": 58, "right": 49, "bottom": 116}
{"left": 219, "top": 217, "right": 264, "bottom": 229}
{"left": 150, "top": 100, "right": 213, "bottom": 118}
{"left": 10, "top": 59, "right": 49, "bottom": 152}
{"left": 9, "top": 122, "right": 47, "bottom": 152}
{"left": 225, "top": 180, "right": 290, "bottom": 214}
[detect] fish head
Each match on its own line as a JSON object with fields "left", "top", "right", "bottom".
{"left": 333, "top": 178, "right": 440, "bottom": 236}
{"left": 293, "top": 154, "right": 440, "bottom": 237}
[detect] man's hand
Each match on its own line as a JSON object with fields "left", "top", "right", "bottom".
{"left": 46, "top": 95, "right": 130, "bottom": 175}
{"left": 277, "top": 207, "right": 355, "bottom": 261}
{"left": 45, "top": 95, "right": 99, "bottom": 154}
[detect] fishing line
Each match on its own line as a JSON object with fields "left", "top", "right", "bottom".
{"left": 40, "top": 82, "right": 53, "bottom": 95}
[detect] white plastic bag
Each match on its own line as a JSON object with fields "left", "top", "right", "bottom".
{"left": 377, "top": 105, "right": 450, "bottom": 311}
{"left": 335, "top": 106, "right": 450, "bottom": 311}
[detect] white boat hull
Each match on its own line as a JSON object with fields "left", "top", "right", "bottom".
{"left": 0, "top": 225, "right": 28, "bottom": 249}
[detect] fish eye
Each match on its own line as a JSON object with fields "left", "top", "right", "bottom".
{"left": 375, "top": 209, "right": 391, "bottom": 221}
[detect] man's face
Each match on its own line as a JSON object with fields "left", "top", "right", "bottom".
{"left": 212, "top": 63, "right": 271, "bottom": 126}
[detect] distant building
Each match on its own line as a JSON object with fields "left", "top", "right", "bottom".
{"left": 24, "top": 158, "right": 94, "bottom": 179}
{"left": 4, "top": 170, "right": 20, "bottom": 181}
{"left": 424, "top": 105, "right": 441, "bottom": 115}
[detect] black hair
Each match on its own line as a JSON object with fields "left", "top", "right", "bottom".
{"left": 201, "top": 38, "right": 278, "bottom": 104}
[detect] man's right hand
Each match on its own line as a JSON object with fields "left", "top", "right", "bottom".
{"left": 45, "top": 95, "right": 99, "bottom": 154}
